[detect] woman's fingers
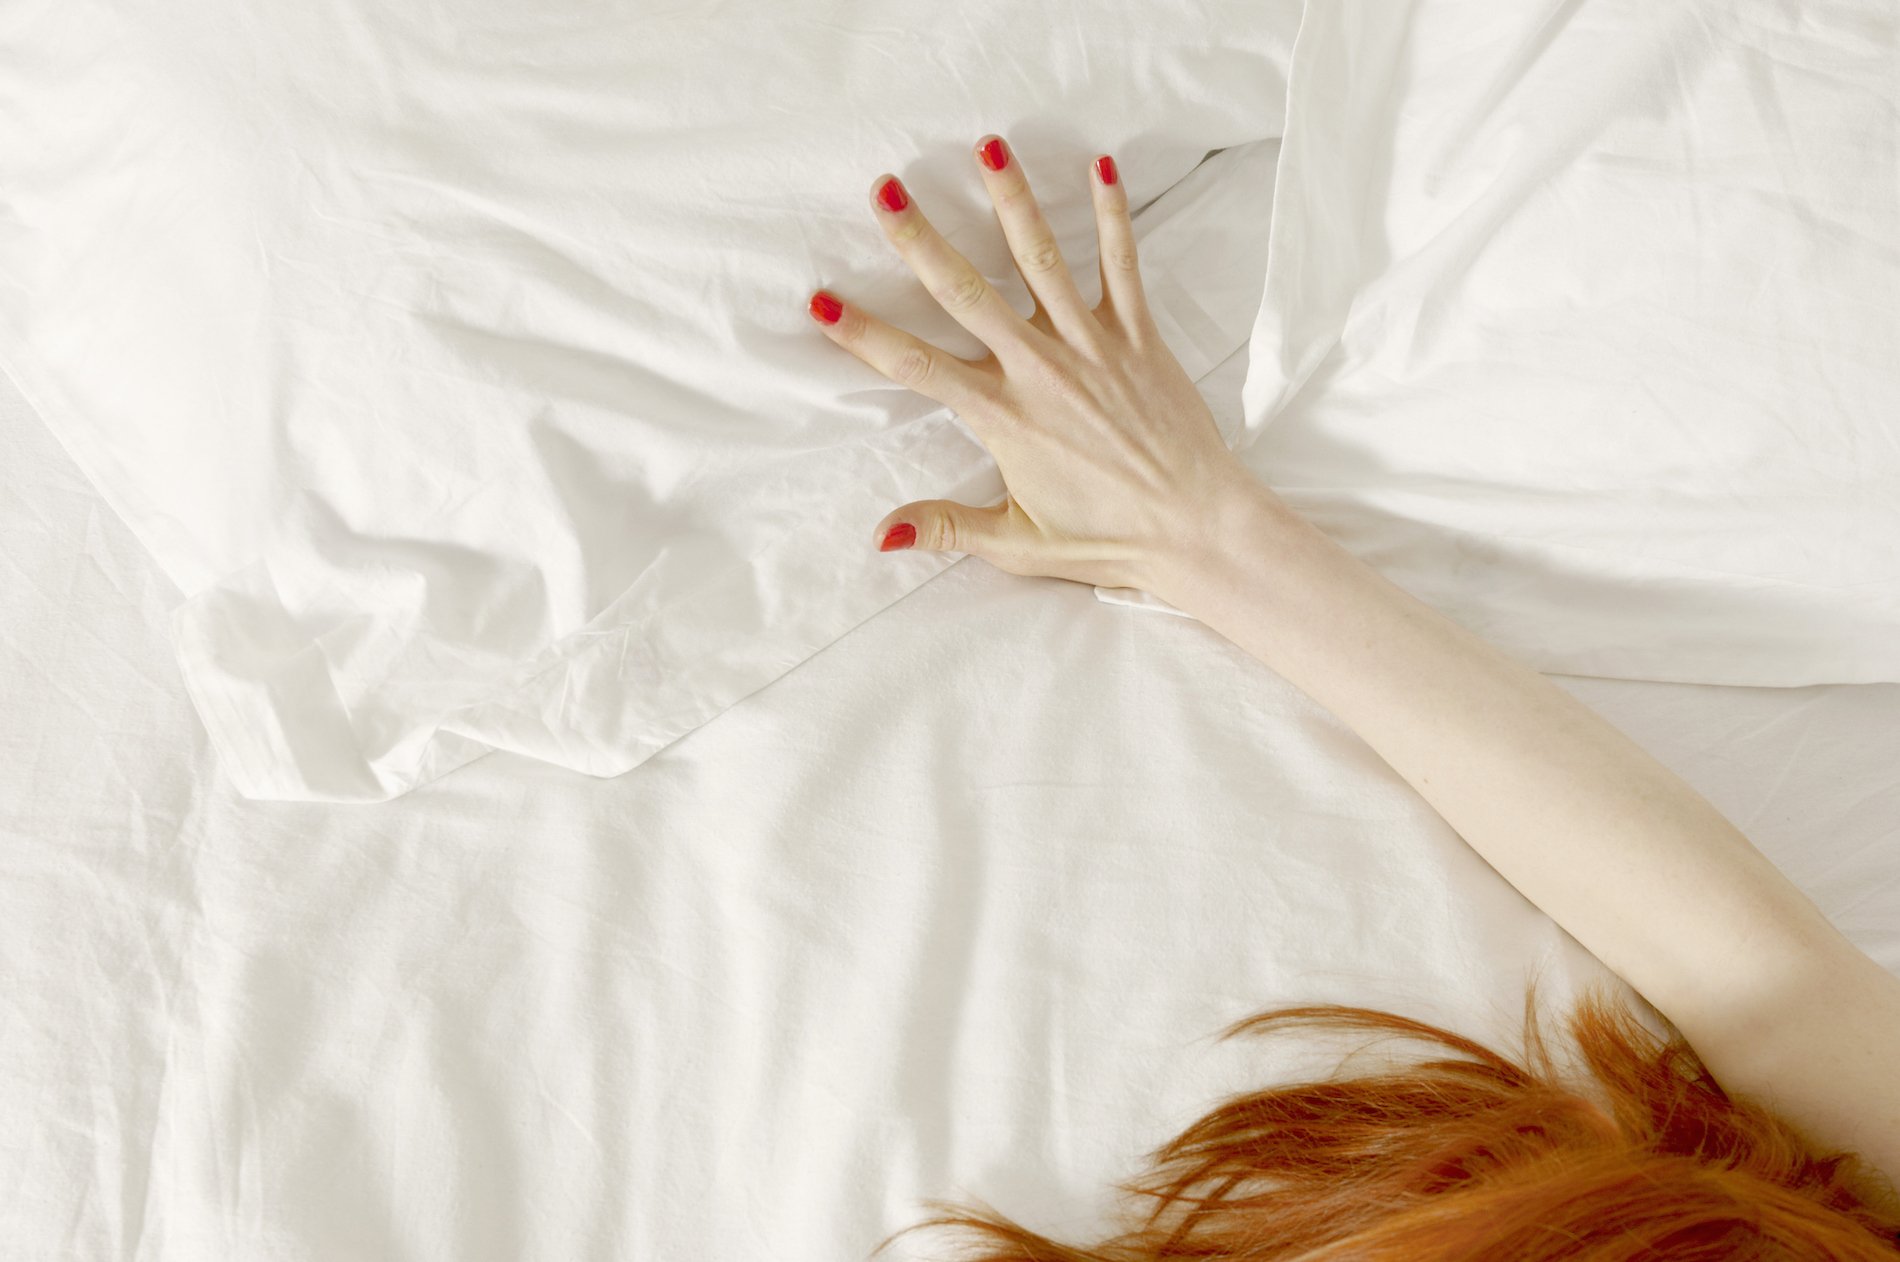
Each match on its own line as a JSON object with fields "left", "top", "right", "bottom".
{"left": 869, "top": 173, "right": 1036, "bottom": 358}
{"left": 810, "top": 150, "right": 1144, "bottom": 405}
{"left": 972, "top": 135, "right": 1096, "bottom": 346}
{"left": 806, "top": 288, "right": 995, "bottom": 413}
{"left": 1089, "top": 153, "right": 1155, "bottom": 344}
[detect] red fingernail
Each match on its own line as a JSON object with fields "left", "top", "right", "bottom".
{"left": 809, "top": 290, "right": 843, "bottom": 324}
{"left": 1095, "top": 155, "right": 1118, "bottom": 186}
{"left": 879, "top": 523, "right": 916, "bottom": 552}
{"left": 876, "top": 177, "right": 909, "bottom": 213}
{"left": 979, "top": 137, "right": 1008, "bottom": 171}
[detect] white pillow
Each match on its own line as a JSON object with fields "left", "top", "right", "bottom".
{"left": 1232, "top": 0, "right": 1900, "bottom": 686}
{"left": 0, "top": 1, "right": 1301, "bottom": 800}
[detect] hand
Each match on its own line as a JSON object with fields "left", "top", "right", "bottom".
{"left": 807, "top": 135, "right": 1267, "bottom": 596}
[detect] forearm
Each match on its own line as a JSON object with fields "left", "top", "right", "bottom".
{"left": 1146, "top": 481, "right": 1860, "bottom": 1033}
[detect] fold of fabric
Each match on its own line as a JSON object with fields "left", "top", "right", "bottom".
{"left": 1225, "top": 0, "right": 1900, "bottom": 686}
{"left": 0, "top": 0, "right": 1303, "bottom": 800}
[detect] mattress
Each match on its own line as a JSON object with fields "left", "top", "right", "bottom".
{"left": 3, "top": 357, "right": 1895, "bottom": 1259}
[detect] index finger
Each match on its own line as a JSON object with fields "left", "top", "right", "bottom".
{"left": 869, "top": 174, "right": 1038, "bottom": 359}
{"left": 806, "top": 287, "right": 996, "bottom": 415}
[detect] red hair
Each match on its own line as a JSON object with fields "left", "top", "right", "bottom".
{"left": 880, "top": 977, "right": 1900, "bottom": 1260}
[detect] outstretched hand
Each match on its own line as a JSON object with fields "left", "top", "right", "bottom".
{"left": 807, "top": 136, "right": 1265, "bottom": 596}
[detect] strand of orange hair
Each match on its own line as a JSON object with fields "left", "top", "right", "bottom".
{"left": 879, "top": 976, "right": 1900, "bottom": 1260}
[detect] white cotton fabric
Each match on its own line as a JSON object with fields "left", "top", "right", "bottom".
{"left": 1195, "top": 0, "right": 1900, "bottom": 684}
{"left": 0, "top": 0, "right": 1301, "bottom": 802}
{"left": 5, "top": 356, "right": 1899, "bottom": 1261}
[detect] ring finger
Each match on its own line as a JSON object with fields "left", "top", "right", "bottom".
{"left": 868, "top": 173, "right": 1038, "bottom": 360}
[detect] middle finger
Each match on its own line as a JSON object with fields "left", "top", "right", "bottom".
{"left": 972, "top": 135, "right": 1097, "bottom": 346}
{"left": 869, "top": 173, "right": 1038, "bottom": 359}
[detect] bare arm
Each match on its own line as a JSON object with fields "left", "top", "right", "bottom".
{"left": 808, "top": 138, "right": 1900, "bottom": 1215}
{"left": 1143, "top": 481, "right": 1900, "bottom": 1215}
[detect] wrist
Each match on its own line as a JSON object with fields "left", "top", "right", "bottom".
{"left": 1143, "top": 474, "right": 1314, "bottom": 613}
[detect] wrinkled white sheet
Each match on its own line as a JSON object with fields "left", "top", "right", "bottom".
{"left": 1204, "top": 0, "right": 1900, "bottom": 685}
{"left": 0, "top": 0, "right": 1299, "bottom": 802}
{"left": 6, "top": 0, "right": 1899, "bottom": 1252}
{"left": 4, "top": 357, "right": 1897, "bottom": 1261}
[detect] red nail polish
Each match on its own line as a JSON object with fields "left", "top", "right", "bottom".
{"left": 979, "top": 137, "right": 1008, "bottom": 172}
{"left": 809, "top": 290, "right": 843, "bottom": 324}
{"left": 879, "top": 523, "right": 916, "bottom": 552}
{"left": 1095, "top": 155, "right": 1118, "bottom": 186}
{"left": 876, "top": 177, "right": 909, "bottom": 213}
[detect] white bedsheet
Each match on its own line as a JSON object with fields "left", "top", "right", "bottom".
{"left": 4, "top": 357, "right": 1895, "bottom": 1260}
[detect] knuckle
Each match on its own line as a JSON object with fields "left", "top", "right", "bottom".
{"left": 1023, "top": 339, "right": 1081, "bottom": 383}
{"left": 891, "top": 219, "right": 925, "bottom": 244}
{"left": 893, "top": 345, "right": 933, "bottom": 387}
{"left": 1066, "top": 321, "right": 1111, "bottom": 362}
{"left": 1019, "top": 237, "right": 1063, "bottom": 275}
{"left": 933, "top": 514, "right": 962, "bottom": 554}
{"left": 1107, "top": 244, "right": 1141, "bottom": 272}
{"left": 933, "top": 271, "right": 987, "bottom": 313}
{"left": 1041, "top": 365, "right": 1090, "bottom": 406}
{"left": 1092, "top": 301, "right": 1132, "bottom": 339}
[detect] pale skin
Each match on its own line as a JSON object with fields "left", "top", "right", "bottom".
{"left": 806, "top": 135, "right": 1900, "bottom": 1218}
